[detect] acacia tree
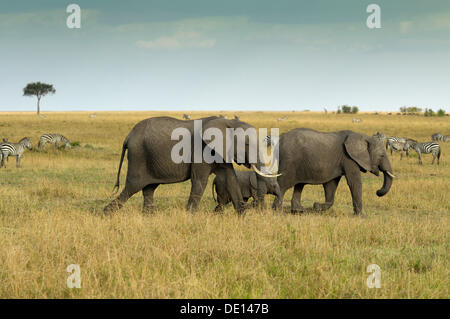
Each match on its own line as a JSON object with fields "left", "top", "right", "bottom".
{"left": 23, "top": 82, "right": 56, "bottom": 115}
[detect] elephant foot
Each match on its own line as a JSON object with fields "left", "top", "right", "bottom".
{"left": 290, "top": 205, "right": 305, "bottom": 214}
{"left": 214, "top": 204, "right": 224, "bottom": 213}
{"left": 103, "top": 200, "right": 123, "bottom": 214}
{"left": 313, "top": 202, "right": 333, "bottom": 211}
{"left": 236, "top": 201, "right": 248, "bottom": 215}
{"left": 142, "top": 205, "right": 154, "bottom": 215}
{"left": 352, "top": 212, "right": 366, "bottom": 218}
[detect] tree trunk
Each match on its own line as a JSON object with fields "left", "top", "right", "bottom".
{"left": 37, "top": 96, "right": 40, "bottom": 116}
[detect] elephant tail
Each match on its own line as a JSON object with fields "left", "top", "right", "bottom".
{"left": 112, "top": 136, "right": 129, "bottom": 194}
{"left": 211, "top": 179, "right": 217, "bottom": 202}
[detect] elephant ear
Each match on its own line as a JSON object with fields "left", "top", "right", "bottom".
{"left": 344, "top": 133, "right": 371, "bottom": 172}
{"left": 249, "top": 172, "right": 258, "bottom": 190}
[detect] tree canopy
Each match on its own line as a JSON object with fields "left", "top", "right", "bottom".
{"left": 23, "top": 82, "right": 55, "bottom": 115}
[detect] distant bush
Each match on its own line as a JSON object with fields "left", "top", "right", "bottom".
{"left": 437, "top": 109, "right": 446, "bottom": 117}
{"left": 400, "top": 106, "right": 422, "bottom": 114}
{"left": 338, "top": 105, "right": 358, "bottom": 114}
{"left": 424, "top": 108, "right": 435, "bottom": 117}
{"left": 70, "top": 141, "right": 81, "bottom": 147}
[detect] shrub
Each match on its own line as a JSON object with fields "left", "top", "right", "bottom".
{"left": 437, "top": 109, "right": 446, "bottom": 117}
{"left": 424, "top": 108, "right": 435, "bottom": 117}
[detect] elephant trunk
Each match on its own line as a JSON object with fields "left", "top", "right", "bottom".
{"left": 376, "top": 158, "right": 394, "bottom": 197}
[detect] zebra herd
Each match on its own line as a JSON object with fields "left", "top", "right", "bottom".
{"left": 374, "top": 132, "right": 444, "bottom": 165}
{"left": 0, "top": 133, "right": 71, "bottom": 168}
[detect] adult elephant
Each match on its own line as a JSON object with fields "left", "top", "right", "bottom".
{"left": 272, "top": 128, "right": 395, "bottom": 216}
{"left": 104, "top": 116, "right": 278, "bottom": 214}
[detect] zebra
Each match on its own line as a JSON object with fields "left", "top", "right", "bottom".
{"left": 38, "top": 134, "right": 71, "bottom": 150}
{"left": 443, "top": 135, "right": 450, "bottom": 142}
{"left": 277, "top": 116, "right": 288, "bottom": 121}
{"left": 372, "top": 132, "right": 386, "bottom": 142}
{"left": 431, "top": 132, "right": 443, "bottom": 141}
{"left": 263, "top": 135, "right": 280, "bottom": 147}
{"left": 352, "top": 118, "right": 362, "bottom": 123}
{"left": 406, "top": 141, "right": 441, "bottom": 165}
{"left": 386, "top": 136, "right": 416, "bottom": 159}
{"left": 182, "top": 114, "right": 191, "bottom": 120}
{"left": 0, "top": 137, "right": 33, "bottom": 168}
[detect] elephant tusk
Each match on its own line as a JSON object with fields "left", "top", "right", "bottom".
{"left": 386, "top": 171, "right": 396, "bottom": 178}
{"left": 251, "top": 164, "right": 282, "bottom": 178}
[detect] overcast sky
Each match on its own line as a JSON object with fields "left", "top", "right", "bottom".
{"left": 1, "top": 0, "right": 449, "bottom": 112}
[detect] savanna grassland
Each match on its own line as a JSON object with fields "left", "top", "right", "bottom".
{"left": 0, "top": 111, "right": 448, "bottom": 298}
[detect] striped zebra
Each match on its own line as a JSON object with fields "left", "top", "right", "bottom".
{"left": 182, "top": 114, "right": 191, "bottom": 120}
{"left": 406, "top": 141, "right": 441, "bottom": 165}
{"left": 386, "top": 136, "right": 416, "bottom": 159}
{"left": 263, "top": 135, "right": 280, "bottom": 147}
{"left": 431, "top": 132, "right": 443, "bottom": 141}
{"left": 38, "top": 134, "right": 71, "bottom": 150}
{"left": 372, "top": 132, "right": 386, "bottom": 142}
{"left": 443, "top": 135, "right": 450, "bottom": 142}
{"left": 0, "top": 137, "right": 33, "bottom": 168}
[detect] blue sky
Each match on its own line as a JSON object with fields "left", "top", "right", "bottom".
{"left": 1, "top": 0, "right": 449, "bottom": 112}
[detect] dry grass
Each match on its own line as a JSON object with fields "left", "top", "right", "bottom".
{"left": 0, "top": 111, "right": 448, "bottom": 298}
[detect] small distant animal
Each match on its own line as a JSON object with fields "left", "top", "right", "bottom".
{"left": 372, "top": 132, "right": 386, "bottom": 142}
{"left": 431, "top": 132, "right": 443, "bottom": 141}
{"left": 89, "top": 113, "right": 97, "bottom": 118}
{"left": 352, "top": 118, "right": 362, "bottom": 123}
{"left": 0, "top": 137, "right": 33, "bottom": 168}
{"left": 2, "top": 138, "right": 8, "bottom": 143}
{"left": 263, "top": 135, "right": 279, "bottom": 147}
{"left": 277, "top": 116, "right": 288, "bottom": 121}
{"left": 431, "top": 133, "right": 449, "bottom": 142}
{"left": 38, "top": 134, "right": 71, "bottom": 150}
{"left": 234, "top": 115, "right": 240, "bottom": 120}
{"left": 182, "top": 114, "right": 191, "bottom": 120}
{"left": 406, "top": 141, "right": 441, "bottom": 165}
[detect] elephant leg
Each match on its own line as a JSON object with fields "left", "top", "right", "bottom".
{"left": 313, "top": 176, "right": 341, "bottom": 211}
{"left": 215, "top": 188, "right": 230, "bottom": 212}
{"left": 224, "top": 168, "right": 246, "bottom": 214}
{"left": 187, "top": 164, "right": 211, "bottom": 212}
{"left": 104, "top": 184, "right": 141, "bottom": 213}
{"left": 291, "top": 183, "right": 305, "bottom": 213}
{"left": 344, "top": 163, "right": 363, "bottom": 216}
{"left": 142, "top": 184, "right": 159, "bottom": 214}
{"left": 272, "top": 186, "right": 288, "bottom": 210}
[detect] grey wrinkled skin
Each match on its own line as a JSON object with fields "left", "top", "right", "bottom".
{"left": 212, "top": 170, "right": 281, "bottom": 211}
{"left": 272, "top": 128, "right": 394, "bottom": 216}
{"left": 103, "top": 116, "right": 267, "bottom": 215}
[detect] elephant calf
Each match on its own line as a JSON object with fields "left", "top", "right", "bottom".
{"left": 212, "top": 171, "right": 281, "bottom": 211}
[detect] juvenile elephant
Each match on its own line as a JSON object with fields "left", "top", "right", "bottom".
{"left": 212, "top": 170, "right": 281, "bottom": 211}
{"left": 104, "top": 116, "right": 279, "bottom": 214}
{"left": 272, "top": 129, "right": 395, "bottom": 216}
